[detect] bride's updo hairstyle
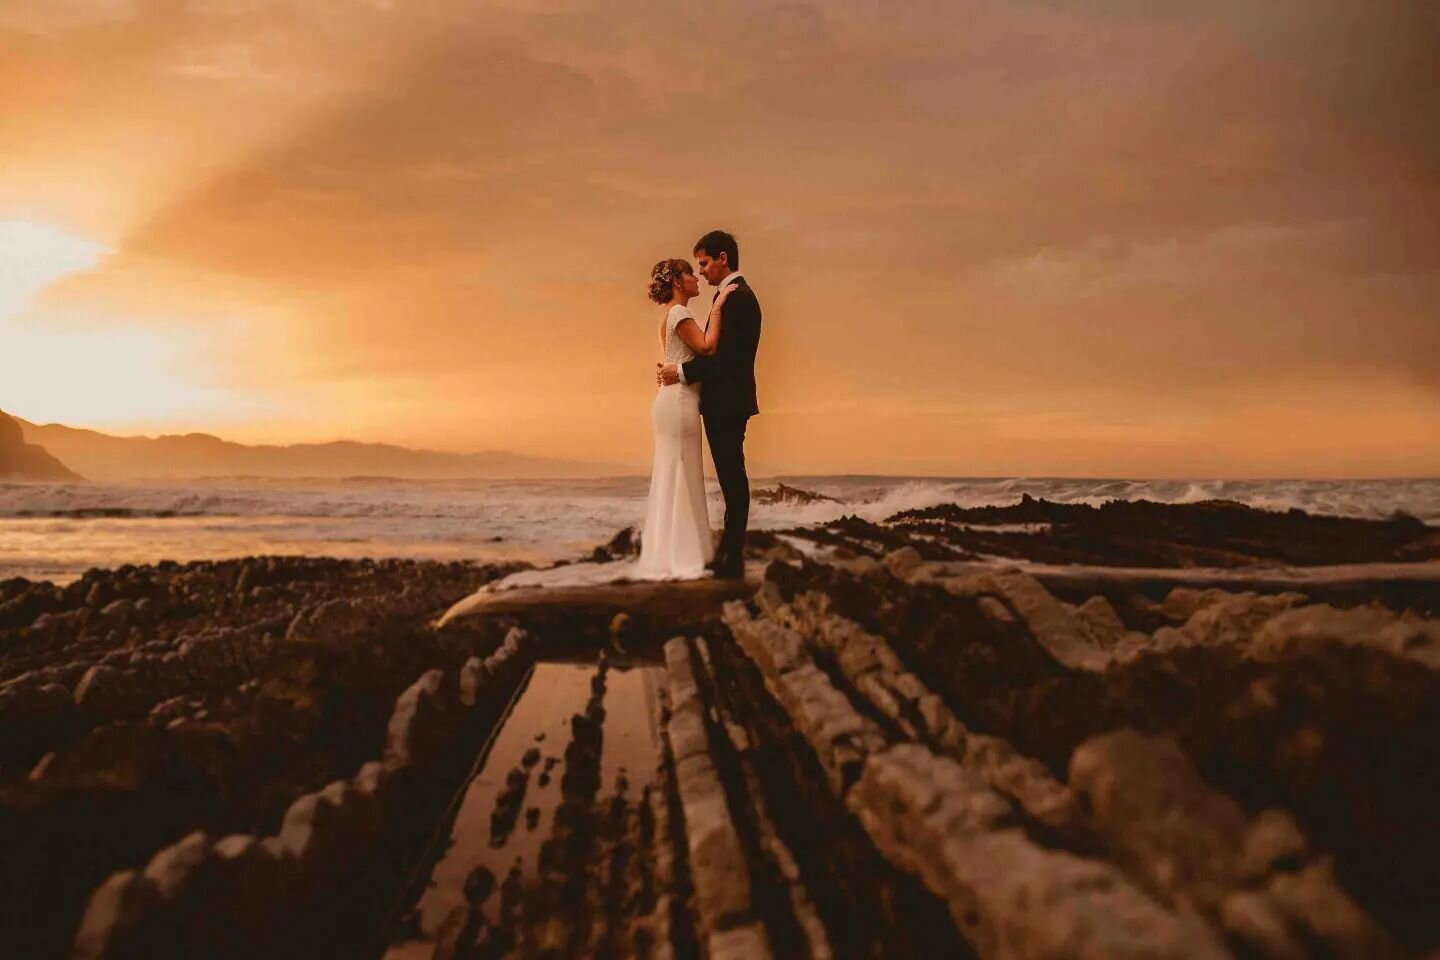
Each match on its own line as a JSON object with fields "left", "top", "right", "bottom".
{"left": 647, "top": 258, "right": 693, "bottom": 304}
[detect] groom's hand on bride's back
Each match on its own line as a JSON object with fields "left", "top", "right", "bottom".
{"left": 656, "top": 362, "right": 680, "bottom": 386}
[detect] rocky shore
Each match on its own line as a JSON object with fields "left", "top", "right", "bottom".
{"left": 1, "top": 498, "right": 1436, "bottom": 958}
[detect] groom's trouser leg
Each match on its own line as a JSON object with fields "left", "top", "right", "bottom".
{"left": 705, "top": 414, "right": 749, "bottom": 565}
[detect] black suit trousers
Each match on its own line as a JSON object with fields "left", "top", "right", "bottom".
{"left": 704, "top": 413, "right": 749, "bottom": 566}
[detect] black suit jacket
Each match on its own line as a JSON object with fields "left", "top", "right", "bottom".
{"left": 681, "top": 277, "right": 761, "bottom": 420}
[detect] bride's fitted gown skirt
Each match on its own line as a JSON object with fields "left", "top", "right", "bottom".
{"left": 636, "top": 382, "right": 713, "bottom": 578}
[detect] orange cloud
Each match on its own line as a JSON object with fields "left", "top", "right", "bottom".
{"left": 1, "top": 0, "right": 1436, "bottom": 476}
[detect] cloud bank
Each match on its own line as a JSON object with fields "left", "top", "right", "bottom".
{"left": 1, "top": 0, "right": 1436, "bottom": 475}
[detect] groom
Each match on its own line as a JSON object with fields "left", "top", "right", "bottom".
{"left": 657, "top": 229, "right": 761, "bottom": 579}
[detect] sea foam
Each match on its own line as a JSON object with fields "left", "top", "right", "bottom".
{"left": 1, "top": 475, "right": 1435, "bottom": 583}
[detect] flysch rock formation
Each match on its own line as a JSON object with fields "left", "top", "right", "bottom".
{"left": 0, "top": 498, "right": 1435, "bottom": 958}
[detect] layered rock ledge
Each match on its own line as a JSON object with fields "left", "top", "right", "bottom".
{"left": 0, "top": 497, "right": 1434, "bottom": 958}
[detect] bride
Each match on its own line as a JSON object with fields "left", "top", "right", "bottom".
{"left": 635, "top": 258, "right": 732, "bottom": 579}
{"left": 433, "top": 258, "right": 732, "bottom": 623}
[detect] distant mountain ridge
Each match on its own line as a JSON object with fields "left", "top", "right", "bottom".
{"left": 12, "top": 417, "right": 626, "bottom": 481}
{"left": 0, "top": 411, "right": 82, "bottom": 481}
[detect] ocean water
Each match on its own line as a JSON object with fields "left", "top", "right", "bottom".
{"left": 0, "top": 475, "right": 1436, "bottom": 584}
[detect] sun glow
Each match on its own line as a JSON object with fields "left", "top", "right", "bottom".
{"left": 0, "top": 220, "right": 110, "bottom": 319}
{"left": 1, "top": 315, "right": 257, "bottom": 428}
{"left": 0, "top": 220, "right": 253, "bottom": 428}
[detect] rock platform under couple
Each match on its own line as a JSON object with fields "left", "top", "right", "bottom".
{"left": 435, "top": 558, "right": 762, "bottom": 629}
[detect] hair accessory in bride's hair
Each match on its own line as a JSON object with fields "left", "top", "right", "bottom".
{"left": 647, "top": 258, "right": 692, "bottom": 304}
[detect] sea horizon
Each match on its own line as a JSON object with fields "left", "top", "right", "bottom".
{"left": 4, "top": 474, "right": 1437, "bottom": 585}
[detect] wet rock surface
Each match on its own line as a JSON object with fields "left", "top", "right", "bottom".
{"left": 787, "top": 493, "right": 1440, "bottom": 570}
{"left": 752, "top": 482, "right": 839, "bottom": 506}
{"left": 4, "top": 498, "right": 1438, "bottom": 958}
{"left": 0, "top": 554, "right": 523, "bottom": 958}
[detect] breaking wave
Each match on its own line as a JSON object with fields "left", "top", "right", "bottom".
{"left": 1, "top": 475, "right": 1435, "bottom": 583}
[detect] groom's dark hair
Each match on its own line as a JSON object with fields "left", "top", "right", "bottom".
{"left": 694, "top": 230, "right": 739, "bottom": 270}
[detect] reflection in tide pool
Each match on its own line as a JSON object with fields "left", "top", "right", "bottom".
{"left": 386, "top": 660, "right": 662, "bottom": 959}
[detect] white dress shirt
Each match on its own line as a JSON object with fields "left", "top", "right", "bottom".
{"left": 677, "top": 272, "right": 743, "bottom": 385}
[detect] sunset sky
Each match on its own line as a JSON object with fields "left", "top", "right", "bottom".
{"left": 2, "top": 0, "right": 1437, "bottom": 477}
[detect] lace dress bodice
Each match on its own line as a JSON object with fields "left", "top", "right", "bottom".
{"left": 663, "top": 303, "right": 705, "bottom": 367}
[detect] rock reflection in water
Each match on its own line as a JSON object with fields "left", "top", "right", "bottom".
{"left": 385, "top": 659, "right": 662, "bottom": 957}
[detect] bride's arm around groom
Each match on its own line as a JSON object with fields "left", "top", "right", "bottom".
{"left": 671, "top": 285, "right": 734, "bottom": 358}
{"left": 677, "top": 281, "right": 761, "bottom": 407}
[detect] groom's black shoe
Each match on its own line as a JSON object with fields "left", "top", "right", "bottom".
{"left": 711, "top": 558, "right": 746, "bottom": 580}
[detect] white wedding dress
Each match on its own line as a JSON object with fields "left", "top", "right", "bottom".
{"left": 435, "top": 303, "right": 714, "bottom": 624}
{"left": 634, "top": 302, "right": 714, "bottom": 579}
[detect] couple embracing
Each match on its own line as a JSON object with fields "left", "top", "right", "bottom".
{"left": 635, "top": 230, "right": 761, "bottom": 582}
